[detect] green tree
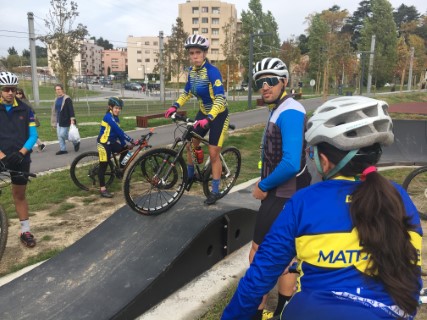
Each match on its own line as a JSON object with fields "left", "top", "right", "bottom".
{"left": 297, "top": 34, "right": 309, "bottom": 55}
{"left": 36, "top": 45, "right": 48, "bottom": 58}
{"left": 90, "top": 36, "right": 114, "bottom": 50}
{"left": 39, "top": 0, "right": 88, "bottom": 91}
{"left": 342, "top": 0, "right": 372, "bottom": 50}
{"left": 359, "top": 0, "right": 398, "bottom": 87}
{"left": 239, "top": 0, "right": 281, "bottom": 83}
{"left": 22, "top": 49, "right": 30, "bottom": 58}
{"left": 393, "top": 4, "right": 420, "bottom": 29}
{"left": 162, "top": 17, "right": 188, "bottom": 85}
{"left": 7, "top": 47, "right": 18, "bottom": 55}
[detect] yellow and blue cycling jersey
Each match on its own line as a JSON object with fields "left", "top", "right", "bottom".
{"left": 97, "top": 111, "right": 132, "bottom": 146}
{"left": 222, "top": 178, "right": 422, "bottom": 320}
{"left": 173, "top": 59, "right": 227, "bottom": 120}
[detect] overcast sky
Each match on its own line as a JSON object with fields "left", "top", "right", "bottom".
{"left": 1, "top": 0, "right": 426, "bottom": 57}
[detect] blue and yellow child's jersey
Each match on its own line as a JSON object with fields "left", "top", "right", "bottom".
{"left": 97, "top": 111, "right": 132, "bottom": 146}
{"left": 222, "top": 178, "right": 422, "bottom": 320}
{"left": 173, "top": 59, "right": 227, "bottom": 120}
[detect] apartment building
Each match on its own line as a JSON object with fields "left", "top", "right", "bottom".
{"left": 73, "top": 39, "right": 103, "bottom": 78}
{"left": 127, "top": 36, "right": 166, "bottom": 81}
{"left": 102, "top": 48, "right": 127, "bottom": 77}
{"left": 179, "top": 0, "right": 238, "bottom": 62}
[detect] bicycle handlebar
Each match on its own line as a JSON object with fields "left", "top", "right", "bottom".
{"left": 171, "top": 112, "right": 236, "bottom": 130}
{"left": 0, "top": 165, "right": 37, "bottom": 178}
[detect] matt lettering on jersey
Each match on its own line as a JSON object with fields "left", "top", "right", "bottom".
{"left": 296, "top": 228, "right": 422, "bottom": 273}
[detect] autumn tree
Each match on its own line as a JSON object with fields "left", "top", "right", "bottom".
{"left": 239, "top": 0, "right": 281, "bottom": 83}
{"left": 40, "top": 0, "right": 88, "bottom": 91}
{"left": 280, "top": 38, "right": 301, "bottom": 88}
{"left": 162, "top": 17, "right": 188, "bottom": 86}
{"left": 221, "top": 17, "right": 241, "bottom": 99}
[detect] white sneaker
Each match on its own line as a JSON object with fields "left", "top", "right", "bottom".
{"left": 420, "top": 288, "right": 427, "bottom": 304}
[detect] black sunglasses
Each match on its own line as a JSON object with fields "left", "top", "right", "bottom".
{"left": 254, "top": 76, "right": 283, "bottom": 90}
{"left": 1, "top": 87, "right": 17, "bottom": 93}
{"left": 16, "top": 92, "right": 23, "bottom": 95}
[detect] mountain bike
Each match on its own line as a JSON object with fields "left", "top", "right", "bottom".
{"left": 69, "top": 129, "right": 155, "bottom": 191}
{"left": 0, "top": 164, "right": 36, "bottom": 261}
{"left": 123, "top": 113, "right": 241, "bottom": 215}
{"left": 402, "top": 165, "right": 427, "bottom": 220}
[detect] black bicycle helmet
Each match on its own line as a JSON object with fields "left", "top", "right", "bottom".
{"left": 108, "top": 97, "right": 124, "bottom": 108}
{"left": 184, "top": 34, "right": 210, "bottom": 50}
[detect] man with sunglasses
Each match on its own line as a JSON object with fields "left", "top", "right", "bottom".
{"left": 249, "top": 58, "right": 311, "bottom": 319}
{"left": 0, "top": 71, "right": 38, "bottom": 247}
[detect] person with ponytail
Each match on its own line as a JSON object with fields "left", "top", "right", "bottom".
{"left": 222, "top": 96, "right": 422, "bottom": 320}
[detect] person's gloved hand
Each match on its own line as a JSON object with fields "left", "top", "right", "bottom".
{"left": 5, "top": 151, "right": 24, "bottom": 168}
{"left": 0, "top": 157, "right": 7, "bottom": 169}
{"left": 164, "top": 106, "right": 177, "bottom": 118}
{"left": 194, "top": 118, "right": 209, "bottom": 129}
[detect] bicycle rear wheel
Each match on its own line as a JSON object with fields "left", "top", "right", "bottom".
{"left": 70, "top": 151, "right": 115, "bottom": 191}
{"left": 0, "top": 206, "right": 8, "bottom": 261}
{"left": 402, "top": 166, "right": 427, "bottom": 220}
{"left": 203, "top": 146, "right": 241, "bottom": 199}
{"left": 123, "top": 148, "right": 187, "bottom": 215}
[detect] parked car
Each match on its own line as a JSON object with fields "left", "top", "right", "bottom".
{"left": 124, "top": 82, "right": 143, "bottom": 91}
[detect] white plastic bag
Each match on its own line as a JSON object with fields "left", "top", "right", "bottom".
{"left": 68, "top": 124, "right": 81, "bottom": 143}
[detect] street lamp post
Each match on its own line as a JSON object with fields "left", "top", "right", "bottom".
{"left": 247, "top": 32, "right": 272, "bottom": 109}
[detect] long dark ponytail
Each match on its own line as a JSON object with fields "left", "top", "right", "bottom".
{"left": 318, "top": 142, "right": 421, "bottom": 315}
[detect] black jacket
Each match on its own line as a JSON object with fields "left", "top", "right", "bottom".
{"left": 51, "top": 94, "right": 75, "bottom": 127}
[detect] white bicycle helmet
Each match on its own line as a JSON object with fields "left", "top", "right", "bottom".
{"left": 305, "top": 96, "right": 394, "bottom": 151}
{"left": 0, "top": 71, "right": 19, "bottom": 86}
{"left": 253, "top": 57, "right": 289, "bottom": 80}
{"left": 184, "top": 34, "right": 210, "bottom": 50}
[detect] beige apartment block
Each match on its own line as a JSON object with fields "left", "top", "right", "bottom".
{"left": 73, "top": 39, "right": 103, "bottom": 78}
{"left": 102, "top": 48, "right": 127, "bottom": 77}
{"left": 127, "top": 36, "right": 167, "bottom": 81}
{"left": 179, "top": 0, "right": 238, "bottom": 62}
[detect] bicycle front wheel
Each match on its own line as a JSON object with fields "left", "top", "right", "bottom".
{"left": 0, "top": 206, "right": 8, "bottom": 262}
{"left": 123, "top": 148, "right": 187, "bottom": 215}
{"left": 70, "top": 151, "right": 115, "bottom": 191}
{"left": 203, "top": 146, "right": 241, "bottom": 199}
{"left": 402, "top": 166, "right": 427, "bottom": 220}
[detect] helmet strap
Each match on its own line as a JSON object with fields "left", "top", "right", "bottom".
{"left": 314, "top": 146, "right": 359, "bottom": 180}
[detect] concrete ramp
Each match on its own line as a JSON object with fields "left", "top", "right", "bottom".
{"left": 381, "top": 120, "right": 427, "bottom": 166}
{"left": 0, "top": 190, "right": 258, "bottom": 320}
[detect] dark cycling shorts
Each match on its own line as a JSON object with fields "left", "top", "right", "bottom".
{"left": 97, "top": 141, "right": 125, "bottom": 162}
{"left": 194, "top": 110, "right": 229, "bottom": 147}
{"left": 10, "top": 161, "right": 31, "bottom": 186}
{"left": 253, "top": 191, "right": 289, "bottom": 245}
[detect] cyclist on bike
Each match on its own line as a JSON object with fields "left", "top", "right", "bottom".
{"left": 164, "top": 34, "right": 229, "bottom": 205}
{"left": 97, "top": 97, "right": 136, "bottom": 198}
{"left": 222, "top": 97, "right": 422, "bottom": 320}
{"left": 0, "top": 71, "right": 38, "bottom": 247}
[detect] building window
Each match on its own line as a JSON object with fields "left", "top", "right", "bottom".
{"left": 153, "top": 41, "right": 158, "bottom": 46}
{"left": 145, "top": 50, "right": 150, "bottom": 54}
{"left": 145, "top": 41, "right": 150, "bottom": 45}
{"left": 192, "top": 7, "right": 199, "bottom": 14}
{"left": 212, "top": 7, "right": 220, "bottom": 14}
{"left": 112, "top": 59, "right": 119, "bottom": 63}
{"left": 137, "top": 59, "right": 142, "bottom": 63}
{"left": 145, "top": 58, "right": 150, "bottom": 63}
{"left": 211, "top": 39, "right": 220, "bottom": 46}
{"left": 192, "top": 18, "right": 199, "bottom": 24}
{"left": 154, "top": 59, "right": 159, "bottom": 63}
{"left": 137, "top": 50, "right": 141, "bottom": 54}
{"left": 212, "top": 18, "right": 220, "bottom": 25}
{"left": 192, "top": 28, "right": 199, "bottom": 34}
{"left": 202, "top": 17, "right": 208, "bottom": 24}
{"left": 212, "top": 28, "right": 219, "bottom": 35}
{"left": 201, "top": 28, "right": 208, "bottom": 34}
{"left": 211, "top": 49, "right": 219, "bottom": 55}
{"left": 201, "top": 7, "right": 208, "bottom": 13}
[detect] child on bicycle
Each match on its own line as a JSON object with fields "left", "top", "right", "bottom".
{"left": 164, "top": 34, "right": 229, "bottom": 205}
{"left": 97, "top": 97, "right": 136, "bottom": 198}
